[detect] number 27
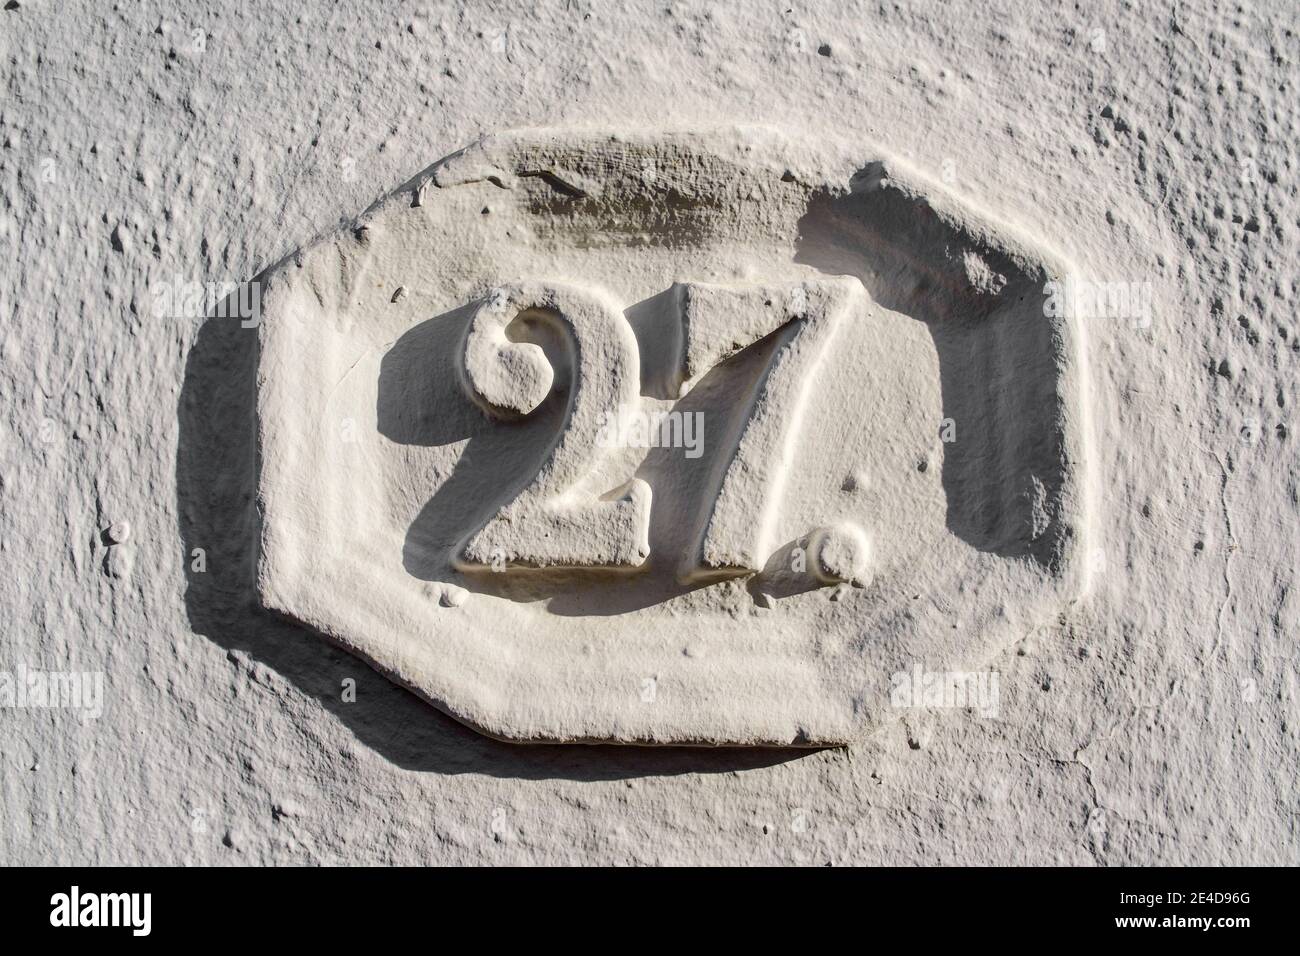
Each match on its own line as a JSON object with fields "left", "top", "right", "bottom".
{"left": 456, "top": 276, "right": 864, "bottom": 582}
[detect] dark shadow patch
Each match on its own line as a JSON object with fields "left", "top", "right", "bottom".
{"left": 794, "top": 166, "right": 1071, "bottom": 569}
{"left": 624, "top": 286, "right": 684, "bottom": 401}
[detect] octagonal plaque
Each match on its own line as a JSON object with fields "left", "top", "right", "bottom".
{"left": 254, "top": 127, "right": 1093, "bottom": 745}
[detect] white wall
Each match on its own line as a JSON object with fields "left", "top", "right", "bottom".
{"left": 0, "top": 0, "right": 1295, "bottom": 864}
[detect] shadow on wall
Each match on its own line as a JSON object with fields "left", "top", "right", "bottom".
{"left": 793, "top": 163, "right": 1071, "bottom": 572}
{"left": 176, "top": 282, "right": 808, "bottom": 779}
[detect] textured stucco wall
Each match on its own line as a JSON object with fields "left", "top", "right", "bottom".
{"left": 1, "top": 0, "right": 1296, "bottom": 864}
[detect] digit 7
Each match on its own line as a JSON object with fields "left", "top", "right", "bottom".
{"left": 675, "top": 278, "right": 865, "bottom": 581}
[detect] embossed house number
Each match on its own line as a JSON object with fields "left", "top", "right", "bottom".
{"left": 459, "top": 277, "right": 869, "bottom": 590}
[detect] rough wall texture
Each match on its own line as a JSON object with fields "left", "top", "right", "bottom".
{"left": 1, "top": 0, "right": 1296, "bottom": 864}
